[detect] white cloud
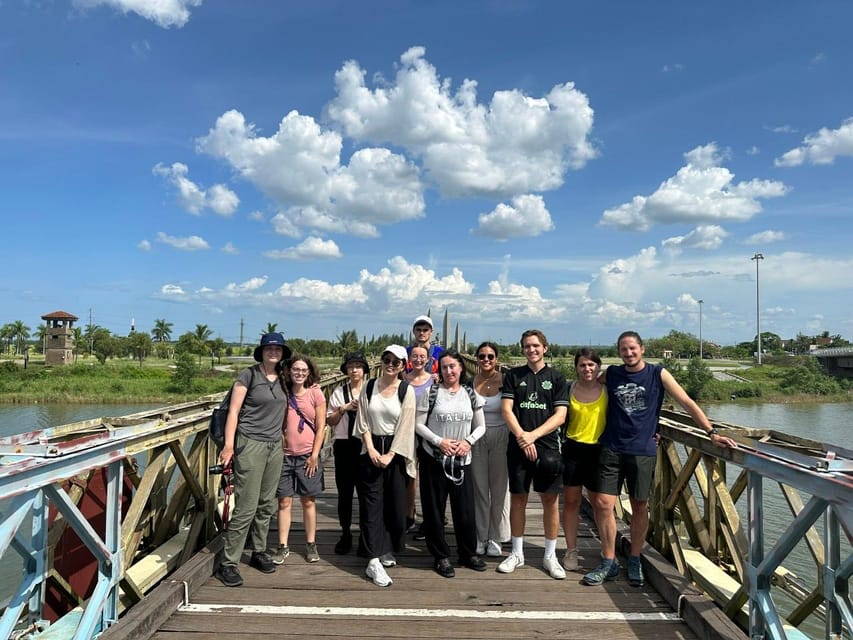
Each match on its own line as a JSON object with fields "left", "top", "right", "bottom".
{"left": 160, "top": 284, "right": 186, "bottom": 296}
{"left": 775, "top": 117, "right": 853, "bottom": 166}
{"left": 155, "top": 231, "right": 209, "bottom": 251}
{"left": 662, "top": 225, "right": 729, "bottom": 252}
{"left": 744, "top": 230, "right": 785, "bottom": 244}
{"left": 73, "top": 0, "right": 202, "bottom": 28}
{"left": 473, "top": 194, "right": 554, "bottom": 241}
{"left": 131, "top": 39, "right": 150, "bottom": 58}
{"left": 153, "top": 162, "right": 239, "bottom": 216}
{"left": 765, "top": 125, "right": 797, "bottom": 134}
{"left": 248, "top": 210, "right": 265, "bottom": 222}
{"left": 222, "top": 242, "right": 238, "bottom": 254}
{"left": 600, "top": 143, "right": 789, "bottom": 231}
{"left": 224, "top": 276, "right": 267, "bottom": 293}
{"left": 137, "top": 239, "right": 151, "bottom": 251}
{"left": 196, "top": 109, "right": 423, "bottom": 235}
{"left": 325, "top": 46, "right": 596, "bottom": 198}
{"left": 263, "top": 236, "right": 342, "bottom": 260}
{"left": 586, "top": 246, "right": 660, "bottom": 304}
{"left": 661, "top": 63, "right": 684, "bottom": 73}
{"left": 746, "top": 146, "right": 760, "bottom": 156}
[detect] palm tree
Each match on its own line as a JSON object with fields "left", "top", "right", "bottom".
{"left": 337, "top": 329, "right": 359, "bottom": 355}
{"left": 71, "top": 327, "right": 83, "bottom": 362}
{"left": 193, "top": 324, "right": 214, "bottom": 364}
{"left": 262, "top": 322, "right": 278, "bottom": 336}
{"left": 151, "top": 318, "right": 173, "bottom": 343}
{"left": 10, "top": 320, "right": 30, "bottom": 356}
{"left": 0, "top": 323, "right": 12, "bottom": 355}
{"left": 35, "top": 323, "right": 47, "bottom": 355}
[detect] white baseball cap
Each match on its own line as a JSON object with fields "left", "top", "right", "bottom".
{"left": 412, "top": 315, "right": 433, "bottom": 329}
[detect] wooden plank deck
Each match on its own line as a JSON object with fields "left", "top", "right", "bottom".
{"left": 116, "top": 460, "right": 741, "bottom": 640}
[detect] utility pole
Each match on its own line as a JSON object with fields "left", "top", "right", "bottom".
{"left": 239, "top": 318, "right": 244, "bottom": 348}
{"left": 698, "top": 299, "right": 704, "bottom": 359}
{"left": 751, "top": 253, "right": 764, "bottom": 364}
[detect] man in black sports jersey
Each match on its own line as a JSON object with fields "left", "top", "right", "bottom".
{"left": 498, "top": 329, "right": 569, "bottom": 579}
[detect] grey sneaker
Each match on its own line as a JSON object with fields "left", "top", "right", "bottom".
{"left": 562, "top": 548, "right": 579, "bottom": 571}
{"left": 380, "top": 552, "right": 397, "bottom": 567}
{"left": 627, "top": 555, "right": 644, "bottom": 587}
{"left": 582, "top": 557, "right": 619, "bottom": 586}
{"left": 271, "top": 544, "right": 290, "bottom": 565}
{"left": 306, "top": 542, "right": 320, "bottom": 563}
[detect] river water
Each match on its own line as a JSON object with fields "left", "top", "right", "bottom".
{"left": 0, "top": 401, "right": 849, "bottom": 636}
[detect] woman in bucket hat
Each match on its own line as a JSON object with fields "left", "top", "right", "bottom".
{"left": 326, "top": 352, "right": 370, "bottom": 554}
{"left": 215, "top": 332, "right": 291, "bottom": 587}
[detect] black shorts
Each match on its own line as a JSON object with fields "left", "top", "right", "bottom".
{"left": 562, "top": 439, "right": 601, "bottom": 490}
{"left": 507, "top": 441, "right": 563, "bottom": 495}
{"left": 594, "top": 446, "right": 655, "bottom": 501}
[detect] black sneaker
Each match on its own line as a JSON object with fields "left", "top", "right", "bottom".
{"left": 434, "top": 558, "right": 455, "bottom": 578}
{"left": 461, "top": 555, "right": 487, "bottom": 572}
{"left": 215, "top": 564, "right": 243, "bottom": 587}
{"left": 405, "top": 516, "right": 417, "bottom": 532}
{"left": 413, "top": 522, "right": 426, "bottom": 541}
{"left": 249, "top": 551, "right": 276, "bottom": 574}
{"left": 335, "top": 533, "right": 353, "bottom": 555}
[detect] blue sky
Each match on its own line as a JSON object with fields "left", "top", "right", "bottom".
{"left": 2, "top": 0, "right": 852, "bottom": 347}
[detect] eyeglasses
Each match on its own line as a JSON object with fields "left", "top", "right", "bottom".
{"left": 290, "top": 367, "right": 309, "bottom": 374}
{"left": 477, "top": 353, "right": 496, "bottom": 361}
{"left": 381, "top": 356, "right": 402, "bottom": 367}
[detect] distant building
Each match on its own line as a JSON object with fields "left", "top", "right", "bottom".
{"left": 41, "top": 310, "right": 78, "bottom": 365}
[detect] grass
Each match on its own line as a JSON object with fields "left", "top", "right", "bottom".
{"left": 0, "top": 358, "right": 237, "bottom": 404}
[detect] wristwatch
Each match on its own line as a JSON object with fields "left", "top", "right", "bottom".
{"left": 707, "top": 427, "right": 719, "bottom": 437}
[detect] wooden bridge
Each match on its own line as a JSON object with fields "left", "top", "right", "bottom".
{"left": 0, "top": 363, "right": 850, "bottom": 640}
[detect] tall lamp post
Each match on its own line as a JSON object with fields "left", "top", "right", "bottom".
{"left": 751, "top": 253, "right": 764, "bottom": 364}
{"left": 698, "top": 299, "right": 704, "bottom": 359}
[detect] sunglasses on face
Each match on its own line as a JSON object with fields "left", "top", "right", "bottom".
{"left": 381, "top": 356, "right": 402, "bottom": 367}
{"left": 477, "top": 353, "right": 496, "bottom": 361}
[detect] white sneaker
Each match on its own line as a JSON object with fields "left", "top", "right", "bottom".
{"left": 366, "top": 558, "right": 392, "bottom": 587}
{"left": 543, "top": 554, "right": 566, "bottom": 580}
{"left": 486, "top": 540, "right": 502, "bottom": 557}
{"left": 497, "top": 552, "right": 524, "bottom": 573}
{"left": 562, "top": 548, "right": 578, "bottom": 571}
{"left": 476, "top": 540, "right": 486, "bottom": 555}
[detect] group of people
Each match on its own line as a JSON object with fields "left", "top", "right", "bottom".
{"left": 214, "top": 320, "right": 737, "bottom": 590}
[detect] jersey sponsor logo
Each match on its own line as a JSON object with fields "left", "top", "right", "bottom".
{"left": 614, "top": 382, "right": 647, "bottom": 414}
{"left": 519, "top": 391, "right": 547, "bottom": 410}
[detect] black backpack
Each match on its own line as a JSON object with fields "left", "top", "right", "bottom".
{"left": 425, "top": 382, "right": 478, "bottom": 421}
{"left": 209, "top": 366, "right": 257, "bottom": 448}
{"left": 365, "top": 378, "right": 410, "bottom": 404}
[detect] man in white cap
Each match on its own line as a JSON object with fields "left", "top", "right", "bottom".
{"left": 408, "top": 315, "right": 442, "bottom": 375}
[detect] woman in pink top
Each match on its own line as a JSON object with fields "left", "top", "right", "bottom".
{"left": 272, "top": 354, "right": 326, "bottom": 565}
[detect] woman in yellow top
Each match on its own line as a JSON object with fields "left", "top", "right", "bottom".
{"left": 561, "top": 348, "right": 607, "bottom": 571}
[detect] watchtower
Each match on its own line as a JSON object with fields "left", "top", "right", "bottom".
{"left": 41, "top": 310, "right": 79, "bottom": 365}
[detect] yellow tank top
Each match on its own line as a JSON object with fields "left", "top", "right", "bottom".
{"left": 565, "top": 386, "right": 607, "bottom": 444}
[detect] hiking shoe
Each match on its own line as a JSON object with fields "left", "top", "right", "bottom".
{"left": 366, "top": 558, "right": 392, "bottom": 587}
{"left": 627, "top": 555, "right": 644, "bottom": 587}
{"left": 249, "top": 551, "right": 276, "bottom": 574}
{"left": 582, "top": 558, "right": 620, "bottom": 586}
{"left": 215, "top": 564, "right": 243, "bottom": 587}
{"left": 486, "top": 540, "right": 502, "bottom": 557}
{"left": 497, "top": 551, "right": 524, "bottom": 574}
{"left": 380, "top": 552, "right": 397, "bottom": 567}
{"left": 562, "top": 548, "right": 579, "bottom": 571}
{"left": 306, "top": 543, "right": 320, "bottom": 563}
{"left": 543, "top": 554, "right": 566, "bottom": 580}
{"left": 271, "top": 544, "right": 290, "bottom": 564}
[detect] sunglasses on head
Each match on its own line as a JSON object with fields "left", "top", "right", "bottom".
{"left": 477, "top": 353, "right": 496, "bottom": 361}
{"left": 381, "top": 356, "right": 403, "bottom": 367}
